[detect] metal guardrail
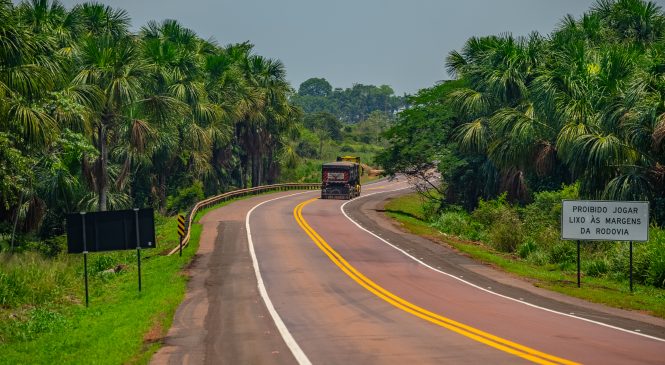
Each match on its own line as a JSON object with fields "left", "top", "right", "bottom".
{"left": 167, "top": 183, "right": 320, "bottom": 256}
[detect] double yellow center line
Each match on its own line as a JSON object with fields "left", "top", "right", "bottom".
{"left": 294, "top": 198, "right": 579, "bottom": 365}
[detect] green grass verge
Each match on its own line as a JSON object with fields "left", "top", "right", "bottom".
{"left": 384, "top": 193, "right": 665, "bottom": 319}
{"left": 0, "top": 217, "right": 203, "bottom": 365}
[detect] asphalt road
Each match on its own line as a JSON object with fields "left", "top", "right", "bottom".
{"left": 151, "top": 178, "right": 665, "bottom": 365}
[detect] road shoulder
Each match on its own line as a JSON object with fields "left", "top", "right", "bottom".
{"left": 151, "top": 192, "right": 299, "bottom": 365}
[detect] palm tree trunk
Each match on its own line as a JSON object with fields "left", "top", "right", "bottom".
{"left": 158, "top": 172, "right": 167, "bottom": 212}
{"left": 266, "top": 148, "right": 278, "bottom": 184}
{"left": 251, "top": 150, "right": 259, "bottom": 187}
{"left": 238, "top": 159, "right": 245, "bottom": 188}
{"left": 98, "top": 123, "right": 108, "bottom": 211}
{"left": 250, "top": 129, "right": 262, "bottom": 187}
{"left": 10, "top": 190, "right": 24, "bottom": 252}
{"left": 256, "top": 137, "right": 264, "bottom": 186}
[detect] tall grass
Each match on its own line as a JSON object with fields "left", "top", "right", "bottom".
{"left": 0, "top": 253, "right": 78, "bottom": 309}
{"left": 0, "top": 216, "right": 203, "bottom": 364}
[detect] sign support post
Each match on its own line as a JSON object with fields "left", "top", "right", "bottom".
{"left": 630, "top": 241, "right": 633, "bottom": 292}
{"left": 134, "top": 208, "right": 142, "bottom": 292}
{"left": 577, "top": 240, "right": 581, "bottom": 288}
{"left": 81, "top": 212, "right": 89, "bottom": 307}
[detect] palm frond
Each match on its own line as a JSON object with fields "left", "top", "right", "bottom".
{"left": 454, "top": 117, "right": 491, "bottom": 153}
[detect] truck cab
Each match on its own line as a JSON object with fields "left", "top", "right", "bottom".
{"left": 321, "top": 160, "right": 361, "bottom": 200}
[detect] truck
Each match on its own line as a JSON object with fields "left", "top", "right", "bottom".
{"left": 321, "top": 156, "right": 362, "bottom": 200}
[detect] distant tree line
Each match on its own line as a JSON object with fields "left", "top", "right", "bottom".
{"left": 0, "top": 0, "right": 302, "bottom": 243}
{"left": 291, "top": 77, "right": 405, "bottom": 123}
{"left": 378, "top": 0, "right": 665, "bottom": 225}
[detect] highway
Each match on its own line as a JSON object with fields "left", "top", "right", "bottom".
{"left": 151, "top": 178, "right": 665, "bottom": 365}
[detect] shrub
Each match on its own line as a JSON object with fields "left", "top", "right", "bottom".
{"left": 166, "top": 180, "right": 204, "bottom": 214}
{"left": 521, "top": 183, "right": 579, "bottom": 233}
{"left": 468, "top": 194, "right": 524, "bottom": 251}
{"left": 645, "top": 229, "right": 665, "bottom": 288}
{"left": 648, "top": 253, "right": 665, "bottom": 288}
{"left": 488, "top": 212, "right": 523, "bottom": 252}
{"left": 422, "top": 199, "right": 441, "bottom": 222}
{"left": 586, "top": 258, "right": 609, "bottom": 277}
{"left": 517, "top": 238, "right": 538, "bottom": 259}
{"left": 472, "top": 194, "right": 511, "bottom": 226}
{"left": 548, "top": 242, "right": 576, "bottom": 264}
{"left": 527, "top": 250, "right": 549, "bottom": 266}
{"left": 22, "top": 236, "right": 67, "bottom": 257}
{"left": 434, "top": 211, "right": 470, "bottom": 236}
{"left": 608, "top": 241, "right": 652, "bottom": 284}
{"left": 89, "top": 254, "right": 116, "bottom": 275}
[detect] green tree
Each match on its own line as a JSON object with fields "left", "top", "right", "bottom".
{"left": 291, "top": 78, "right": 405, "bottom": 123}
{"left": 298, "top": 77, "right": 332, "bottom": 97}
{"left": 430, "top": 0, "right": 665, "bottom": 221}
{"left": 303, "top": 111, "right": 341, "bottom": 157}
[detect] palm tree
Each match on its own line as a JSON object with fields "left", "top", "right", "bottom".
{"left": 239, "top": 54, "right": 295, "bottom": 187}
{"left": 0, "top": 0, "right": 58, "bottom": 145}
{"left": 73, "top": 30, "right": 149, "bottom": 211}
{"left": 446, "top": 33, "right": 549, "bottom": 202}
{"left": 443, "top": 0, "right": 665, "bottom": 206}
{"left": 593, "top": 0, "right": 664, "bottom": 45}
{"left": 139, "top": 19, "right": 231, "bottom": 208}
{"left": 16, "top": 0, "right": 80, "bottom": 52}
{"left": 203, "top": 42, "right": 255, "bottom": 188}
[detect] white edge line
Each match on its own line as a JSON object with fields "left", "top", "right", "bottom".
{"left": 246, "top": 191, "right": 314, "bottom": 365}
{"left": 340, "top": 186, "right": 665, "bottom": 343}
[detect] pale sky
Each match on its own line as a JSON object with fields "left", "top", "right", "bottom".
{"left": 51, "top": 0, "right": 665, "bottom": 95}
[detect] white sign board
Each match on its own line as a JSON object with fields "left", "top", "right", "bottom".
{"left": 561, "top": 200, "right": 649, "bottom": 241}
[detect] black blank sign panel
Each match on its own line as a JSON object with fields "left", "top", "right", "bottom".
{"left": 66, "top": 209, "right": 155, "bottom": 253}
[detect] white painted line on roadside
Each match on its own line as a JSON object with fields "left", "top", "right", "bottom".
{"left": 246, "top": 191, "right": 315, "bottom": 365}
{"left": 340, "top": 186, "right": 665, "bottom": 343}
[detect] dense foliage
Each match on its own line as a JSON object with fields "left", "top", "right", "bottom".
{"left": 0, "top": 0, "right": 302, "bottom": 245}
{"left": 379, "top": 0, "right": 665, "bottom": 291}
{"left": 380, "top": 0, "right": 665, "bottom": 223}
{"left": 291, "top": 77, "right": 405, "bottom": 123}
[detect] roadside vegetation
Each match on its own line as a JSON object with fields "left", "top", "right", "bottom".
{"left": 385, "top": 192, "right": 665, "bottom": 318}
{"left": 0, "top": 0, "right": 298, "bottom": 359}
{"left": 0, "top": 214, "right": 201, "bottom": 364}
{"left": 378, "top": 0, "right": 665, "bottom": 310}
{"left": 0, "top": 0, "right": 388, "bottom": 362}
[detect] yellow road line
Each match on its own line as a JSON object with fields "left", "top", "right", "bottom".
{"left": 294, "top": 198, "right": 580, "bottom": 365}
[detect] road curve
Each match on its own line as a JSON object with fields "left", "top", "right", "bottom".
{"left": 152, "top": 178, "right": 665, "bottom": 364}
